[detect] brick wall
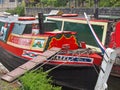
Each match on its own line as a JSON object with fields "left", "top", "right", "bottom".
{"left": 25, "top": 7, "right": 120, "bottom": 17}
{"left": 0, "top": 0, "right": 20, "bottom": 11}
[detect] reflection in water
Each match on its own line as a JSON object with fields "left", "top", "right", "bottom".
{"left": 62, "top": 76, "right": 120, "bottom": 90}
{"left": 108, "top": 76, "right": 120, "bottom": 90}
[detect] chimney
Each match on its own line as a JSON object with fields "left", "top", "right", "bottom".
{"left": 38, "top": 12, "right": 44, "bottom": 34}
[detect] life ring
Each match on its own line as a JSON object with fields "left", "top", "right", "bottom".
{"left": 62, "top": 14, "right": 78, "bottom": 17}
{"left": 18, "top": 17, "right": 36, "bottom": 21}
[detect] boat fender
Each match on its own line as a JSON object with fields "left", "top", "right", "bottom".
{"left": 80, "top": 42, "right": 86, "bottom": 48}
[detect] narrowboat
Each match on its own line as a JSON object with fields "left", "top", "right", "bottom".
{"left": 0, "top": 14, "right": 103, "bottom": 90}
{"left": 46, "top": 14, "right": 120, "bottom": 77}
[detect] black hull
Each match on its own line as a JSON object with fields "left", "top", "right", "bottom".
{"left": 43, "top": 64, "right": 99, "bottom": 90}
{"left": 0, "top": 47, "right": 99, "bottom": 90}
{"left": 0, "top": 47, "right": 28, "bottom": 71}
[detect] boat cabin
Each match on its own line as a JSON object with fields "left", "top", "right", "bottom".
{"left": 0, "top": 16, "right": 79, "bottom": 59}
{"left": 45, "top": 15, "right": 117, "bottom": 52}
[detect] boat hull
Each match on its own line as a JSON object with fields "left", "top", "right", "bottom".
{"left": 0, "top": 46, "right": 99, "bottom": 90}
{"left": 0, "top": 47, "right": 28, "bottom": 71}
{"left": 43, "top": 64, "right": 99, "bottom": 90}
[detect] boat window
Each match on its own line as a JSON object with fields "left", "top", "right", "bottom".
{"left": 44, "top": 21, "right": 59, "bottom": 31}
{"left": 23, "top": 24, "right": 32, "bottom": 34}
{"left": 0, "top": 22, "right": 9, "bottom": 41}
{"left": 0, "top": 22, "right": 4, "bottom": 29}
{"left": 45, "top": 20, "right": 62, "bottom": 30}
{"left": 0, "top": 0, "right": 4, "bottom": 4}
{"left": 12, "top": 23, "right": 26, "bottom": 35}
{"left": 63, "top": 21, "right": 103, "bottom": 47}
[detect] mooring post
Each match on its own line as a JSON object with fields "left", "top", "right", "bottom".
{"left": 94, "top": 48, "right": 117, "bottom": 90}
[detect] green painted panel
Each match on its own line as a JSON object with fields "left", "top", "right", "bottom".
{"left": 63, "top": 21, "right": 104, "bottom": 47}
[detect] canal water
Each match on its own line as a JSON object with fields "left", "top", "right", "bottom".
{"left": 108, "top": 76, "right": 120, "bottom": 90}
{"left": 62, "top": 76, "right": 120, "bottom": 90}
{"left": 0, "top": 65, "right": 120, "bottom": 90}
{"left": 0, "top": 60, "right": 120, "bottom": 90}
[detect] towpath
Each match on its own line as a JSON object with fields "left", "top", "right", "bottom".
{"left": 0, "top": 63, "right": 20, "bottom": 90}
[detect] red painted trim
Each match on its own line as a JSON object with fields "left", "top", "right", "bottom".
{"left": 0, "top": 40, "right": 102, "bottom": 66}
{"left": 62, "top": 14, "right": 78, "bottom": 17}
{"left": 0, "top": 40, "right": 41, "bottom": 60}
{"left": 18, "top": 17, "right": 36, "bottom": 21}
{"left": 8, "top": 23, "right": 14, "bottom": 37}
{"left": 48, "top": 34, "right": 79, "bottom": 50}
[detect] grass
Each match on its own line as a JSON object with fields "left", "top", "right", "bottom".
{"left": 0, "top": 68, "right": 61, "bottom": 90}
{"left": 19, "top": 69, "right": 61, "bottom": 90}
{"left": 0, "top": 79, "right": 20, "bottom": 90}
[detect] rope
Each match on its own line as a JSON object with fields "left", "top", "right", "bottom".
{"left": 92, "top": 64, "right": 99, "bottom": 75}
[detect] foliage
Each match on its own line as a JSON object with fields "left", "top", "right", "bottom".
{"left": 19, "top": 69, "right": 61, "bottom": 90}
{"left": 6, "top": 9, "right": 16, "bottom": 15}
{"left": 25, "top": 0, "right": 120, "bottom": 7}
{"left": 14, "top": 5, "right": 25, "bottom": 16}
{"left": 98, "top": 0, "right": 120, "bottom": 7}
{"left": 6, "top": 1, "right": 25, "bottom": 16}
{"left": 25, "top": 0, "right": 68, "bottom": 7}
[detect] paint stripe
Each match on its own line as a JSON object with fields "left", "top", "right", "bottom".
{"left": 84, "top": 13, "right": 106, "bottom": 53}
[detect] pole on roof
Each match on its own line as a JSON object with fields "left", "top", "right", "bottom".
{"left": 94, "top": 0, "right": 99, "bottom": 19}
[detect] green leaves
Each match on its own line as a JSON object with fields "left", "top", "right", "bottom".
{"left": 25, "top": 0, "right": 120, "bottom": 7}
{"left": 99, "top": 0, "right": 120, "bottom": 7}
{"left": 19, "top": 69, "right": 61, "bottom": 90}
{"left": 6, "top": 3, "right": 25, "bottom": 16}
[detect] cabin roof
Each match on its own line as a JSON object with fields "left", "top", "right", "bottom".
{"left": 45, "top": 31, "right": 77, "bottom": 36}
{"left": 47, "top": 15, "right": 109, "bottom": 23}
{"left": 98, "top": 15, "right": 120, "bottom": 20}
{"left": 0, "top": 16, "right": 55, "bottom": 24}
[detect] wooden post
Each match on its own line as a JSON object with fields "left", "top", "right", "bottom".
{"left": 94, "top": 48, "right": 117, "bottom": 90}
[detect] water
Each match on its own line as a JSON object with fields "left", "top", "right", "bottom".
{"left": 108, "top": 76, "right": 120, "bottom": 90}
{"left": 0, "top": 61, "right": 120, "bottom": 90}
{"left": 0, "top": 69, "right": 120, "bottom": 90}
{"left": 62, "top": 76, "right": 120, "bottom": 90}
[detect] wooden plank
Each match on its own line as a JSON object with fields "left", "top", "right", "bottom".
{"left": 1, "top": 68, "right": 26, "bottom": 82}
{"left": 1, "top": 47, "right": 61, "bottom": 82}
